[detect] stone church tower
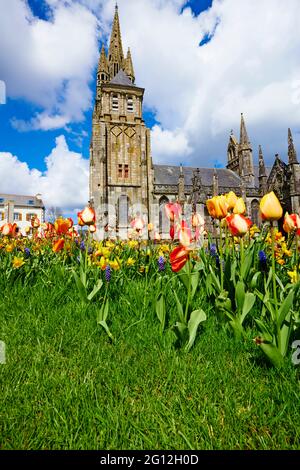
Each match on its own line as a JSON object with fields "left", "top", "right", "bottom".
{"left": 90, "top": 5, "right": 153, "bottom": 237}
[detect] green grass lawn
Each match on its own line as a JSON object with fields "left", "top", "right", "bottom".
{"left": 1, "top": 275, "right": 300, "bottom": 450}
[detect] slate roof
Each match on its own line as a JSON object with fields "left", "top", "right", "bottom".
{"left": 0, "top": 193, "right": 44, "bottom": 208}
{"left": 153, "top": 165, "right": 242, "bottom": 188}
{"left": 110, "top": 69, "right": 135, "bottom": 87}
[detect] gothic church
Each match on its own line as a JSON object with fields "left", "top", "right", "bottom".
{"left": 89, "top": 6, "right": 300, "bottom": 237}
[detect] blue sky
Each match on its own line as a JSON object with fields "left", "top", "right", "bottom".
{"left": 0, "top": 0, "right": 299, "bottom": 212}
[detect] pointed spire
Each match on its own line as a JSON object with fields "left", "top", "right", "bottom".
{"left": 125, "top": 48, "right": 135, "bottom": 84}
{"left": 108, "top": 4, "right": 125, "bottom": 79}
{"left": 258, "top": 145, "right": 266, "bottom": 177}
{"left": 288, "top": 128, "right": 298, "bottom": 164}
{"left": 98, "top": 45, "right": 108, "bottom": 74}
{"left": 240, "top": 113, "right": 250, "bottom": 146}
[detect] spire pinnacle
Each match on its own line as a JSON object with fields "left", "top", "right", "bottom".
{"left": 98, "top": 45, "right": 108, "bottom": 73}
{"left": 258, "top": 145, "right": 266, "bottom": 177}
{"left": 240, "top": 113, "right": 250, "bottom": 146}
{"left": 125, "top": 47, "right": 135, "bottom": 84}
{"left": 288, "top": 128, "right": 298, "bottom": 164}
{"left": 108, "top": 3, "right": 124, "bottom": 79}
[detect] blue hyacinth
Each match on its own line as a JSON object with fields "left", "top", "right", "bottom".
{"left": 24, "top": 247, "right": 31, "bottom": 258}
{"left": 259, "top": 250, "right": 267, "bottom": 271}
{"left": 105, "top": 265, "right": 111, "bottom": 282}
{"left": 158, "top": 256, "right": 165, "bottom": 272}
{"left": 80, "top": 241, "right": 85, "bottom": 251}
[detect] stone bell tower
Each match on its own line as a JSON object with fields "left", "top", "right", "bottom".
{"left": 89, "top": 5, "right": 153, "bottom": 237}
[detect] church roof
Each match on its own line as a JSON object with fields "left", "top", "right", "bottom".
{"left": 110, "top": 69, "right": 135, "bottom": 87}
{"left": 153, "top": 165, "right": 242, "bottom": 188}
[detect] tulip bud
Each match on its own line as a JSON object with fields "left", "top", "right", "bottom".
{"left": 283, "top": 212, "right": 300, "bottom": 233}
{"left": 259, "top": 192, "right": 283, "bottom": 221}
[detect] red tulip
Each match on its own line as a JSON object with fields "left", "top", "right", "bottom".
{"left": 170, "top": 245, "right": 189, "bottom": 272}
{"left": 283, "top": 213, "right": 300, "bottom": 233}
{"left": 226, "top": 214, "right": 252, "bottom": 236}
{"left": 54, "top": 217, "right": 73, "bottom": 235}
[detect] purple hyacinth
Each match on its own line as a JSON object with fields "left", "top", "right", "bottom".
{"left": 210, "top": 244, "right": 217, "bottom": 257}
{"left": 105, "top": 265, "right": 111, "bottom": 282}
{"left": 259, "top": 250, "right": 267, "bottom": 271}
{"left": 158, "top": 256, "right": 165, "bottom": 272}
{"left": 80, "top": 241, "right": 85, "bottom": 251}
{"left": 24, "top": 247, "right": 31, "bottom": 258}
{"left": 88, "top": 247, "right": 93, "bottom": 255}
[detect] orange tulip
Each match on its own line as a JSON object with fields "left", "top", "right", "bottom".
{"left": 148, "top": 223, "right": 154, "bottom": 232}
{"left": 165, "top": 202, "right": 182, "bottom": 222}
{"left": 233, "top": 197, "right": 246, "bottom": 215}
{"left": 259, "top": 192, "right": 283, "bottom": 221}
{"left": 206, "top": 195, "right": 229, "bottom": 219}
{"left": 283, "top": 212, "right": 300, "bottom": 233}
{"left": 77, "top": 206, "right": 96, "bottom": 226}
{"left": 53, "top": 238, "right": 65, "bottom": 253}
{"left": 54, "top": 217, "right": 73, "bottom": 235}
{"left": 1, "top": 223, "right": 18, "bottom": 237}
{"left": 226, "top": 191, "right": 238, "bottom": 211}
{"left": 226, "top": 214, "right": 252, "bottom": 236}
{"left": 170, "top": 245, "right": 189, "bottom": 272}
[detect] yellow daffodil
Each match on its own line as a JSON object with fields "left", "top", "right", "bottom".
{"left": 126, "top": 257, "right": 136, "bottom": 267}
{"left": 287, "top": 269, "right": 298, "bottom": 284}
{"left": 12, "top": 256, "right": 25, "bottom": 269}
{"left": 109, "top": 259, "right": 121, "bottom": 270}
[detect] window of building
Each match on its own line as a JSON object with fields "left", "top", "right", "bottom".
{"left": 0, "top": 198, "right": 4, "bottom": 203}
{"left": 28, "top": 200, "right": 34, "bottom": 205}
{"left": 124, "top": 165, "right": 129, "bottom": 178}
{"left": 14, "top": 213, "right": 22, "bottom": 221}
{"left": 112, "top": 94, "right": 119, "bottom": 111}
{"left": 26, "top": 213, "right": 37, "bottom": 222}
{"left": 118, "top": 164, "right": 123, "bottom": 178}
{"left": 127, "top": 96, "right": 134, "bottom": 112}
{"left": 101, "top": 73, "right": 105, "bottom": 80}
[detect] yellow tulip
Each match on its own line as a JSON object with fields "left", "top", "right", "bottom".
{"left": 226, "top": 191, "right": 238, "bottom": 211}
{"left": 259, "top": 192, "right": 283, "bottom": 221}
{"left": 233, "top": 197, "right": 246, "bottom": 215}
{"left": 206, "top": 195, "right": 229, "bottom": 220}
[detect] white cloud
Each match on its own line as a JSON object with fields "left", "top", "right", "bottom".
{"left": 1, "top": 0, "right": 300, "bottom": 166}
{"left": 0, "top": 136, "right": 89, "bottom": 210}
{"left": 0, "top": 0, "right": 98, "bottom": 130}
{"left": 151, "top": 125, "right": 192, "bottom": 163}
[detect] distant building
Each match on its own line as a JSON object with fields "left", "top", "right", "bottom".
{"left": 0, "top": 194, "right": 45, "bottom": 235}
{"left": 90, "top": 6, "right": 300, "bottom": 238}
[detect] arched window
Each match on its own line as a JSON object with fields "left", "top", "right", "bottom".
{"left": 251, "top": 199, "right": 259, "bottom": 226}
{"left": 159, "top": 196, "right": 169, "bottom": 235}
